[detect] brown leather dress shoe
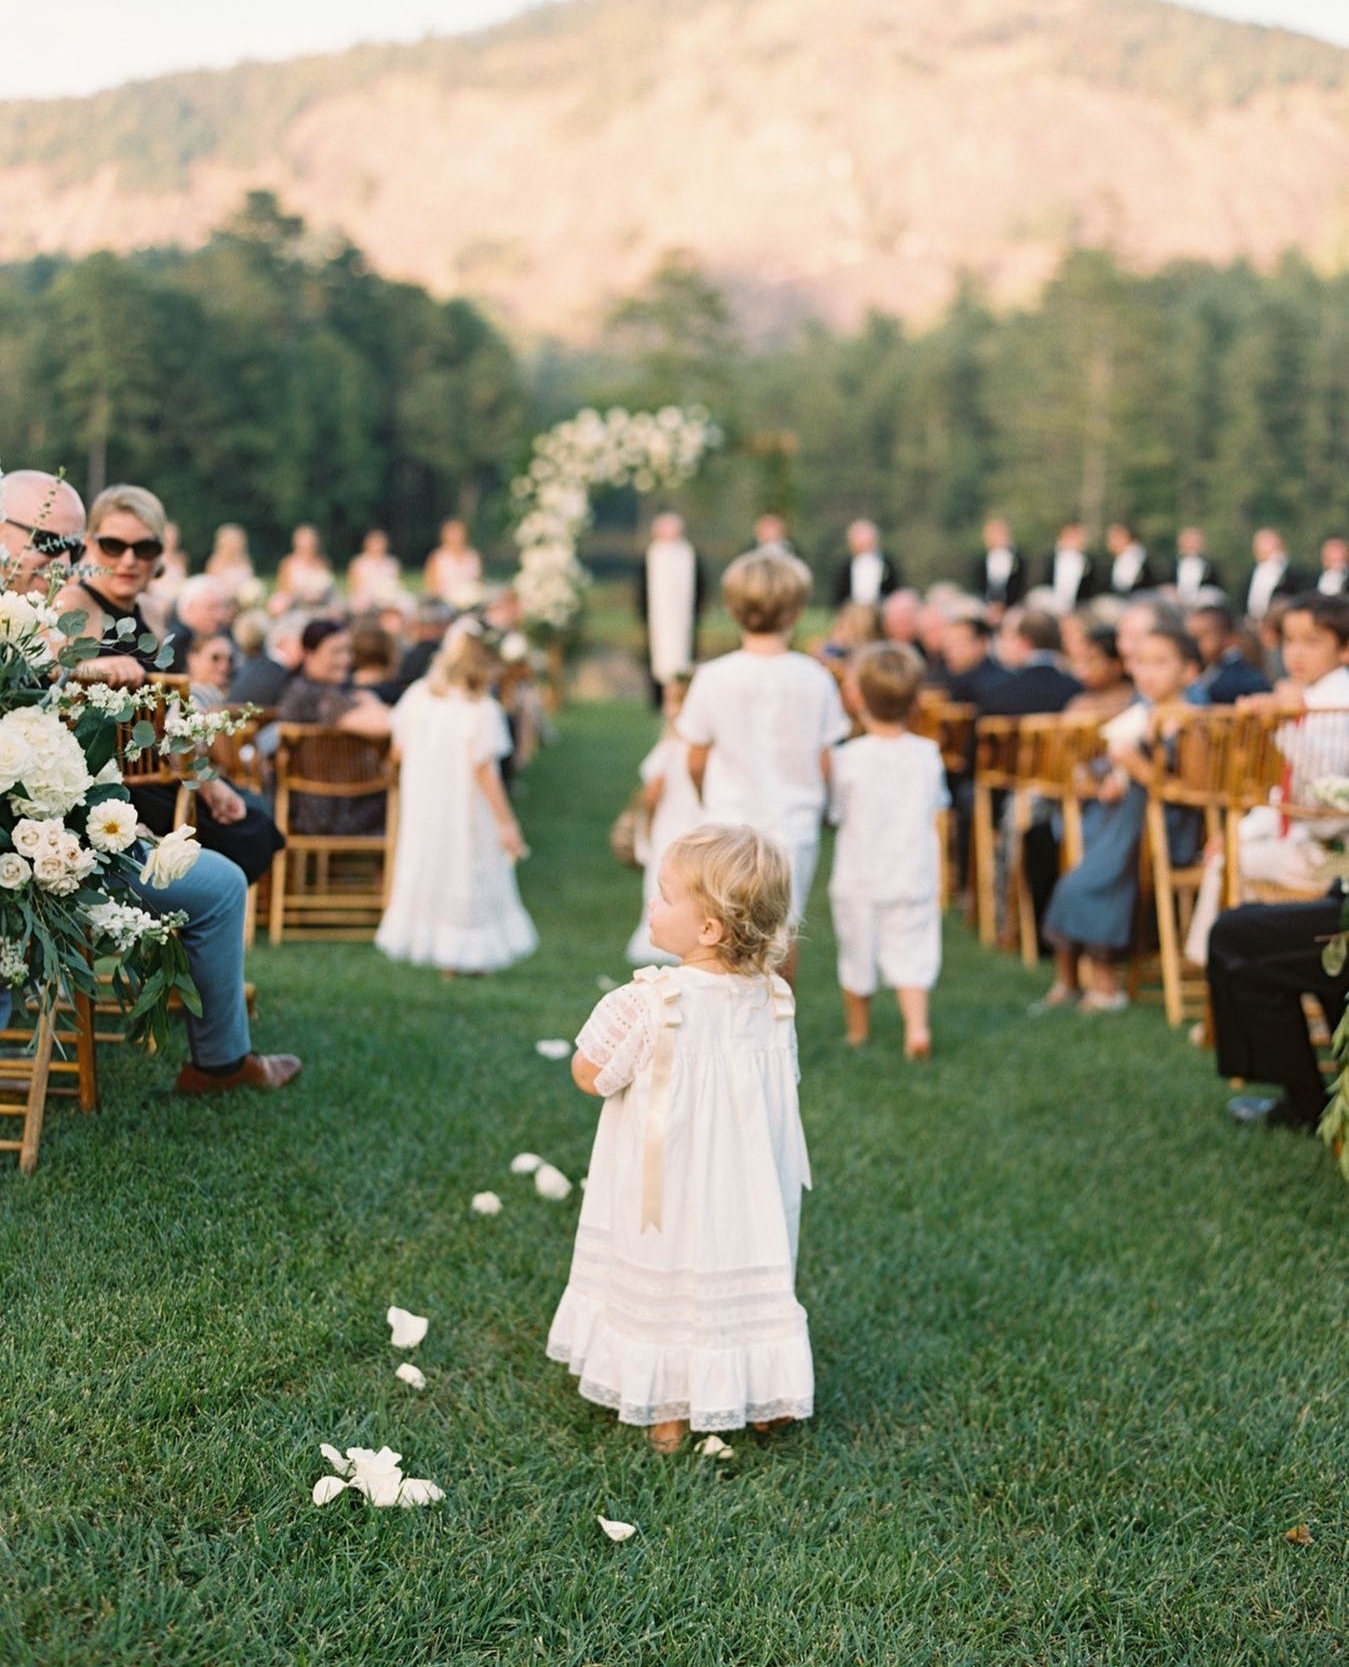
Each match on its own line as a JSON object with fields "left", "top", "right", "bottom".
{"left": 175, "top": 1053, "right": 303, "bottom": 1095}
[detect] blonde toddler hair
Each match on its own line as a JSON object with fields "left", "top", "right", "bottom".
{"left": 666, "top": 824, "right": 793, "bottom": 975}
{"left": 427, "top": 626, "right": 501, "bottom": 697}
{"left": 721, "top": 548, "right": 813, "bottom": 635}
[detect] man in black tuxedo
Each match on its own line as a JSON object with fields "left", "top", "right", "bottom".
{"left": 1038, "top": 521, "right": 1101, "bottom": 613}
{"left": 1209, "top": 895, "right": 1347, "bottom": 1130}
{"left": 1189, "top": 601, "right": 1271, "bottom": 705}
{"left": 1316, "top": 536, "right": 1349, "bottom": 597}
{"left": 968, "top": 517, "right": 1026, "bottom": 617}
{"left": 1104, "top": 520, "right": 1160, "bottom": 596}
{"left": 832, "top": 518, "right": 901, "bottom": 608}
{"left": 982, "top": 610, "right": 1082, "bottom": 717}
{"left": 1169, "top": 525, "right": 1221, "bottom": 605}
{"left": 1243, "top": 527, "right": 1313, "bottom": 623}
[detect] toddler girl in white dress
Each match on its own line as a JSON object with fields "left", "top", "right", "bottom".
{"left": 376, "top": 631, "right": 536, "bottom": 974}
{"left": 548, "top": 824, "right": 813, "bottom": 1453}
{"left": 625, "top": 674, "right": 701, "bottom": 965}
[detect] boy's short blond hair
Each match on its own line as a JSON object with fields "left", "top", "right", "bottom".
{"left": 720, "top": 549, "right": 813, "bottom": 635}
{"left": 666, "top": 823, "right": 792, "bottom": 975}
{"left": 853, "top": 641, "right": 924, "bottom": 724}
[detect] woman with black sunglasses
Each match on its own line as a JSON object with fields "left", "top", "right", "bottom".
{"left": 55, "top": 485, "right": 283, "bottom": 886}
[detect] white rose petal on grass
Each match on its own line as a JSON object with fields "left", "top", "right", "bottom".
{"left": 397, "top": 1478, "right": 445, "bottom": 1507}
{"left": 395, "top": 1362, "right": 427, "bottom": 1391}
{"left": 694, "top": 1435, "right": 734, "bottom": 1460}
{"left": 534, "top": 1163, "right": 572, "bottom": 1201}
{"left": 320, "top": 1442, "right": 352, "bottom": 1476}
{"left": 471, "top": 1191, "right": 503, "bottom": 1215}
{"left": 312, "top": 1475, "right": 349, "bottom": 1505}
{"left": 534, "top": 1038, "right": 572, "bottom": 1061}
{"left": 510, "top": 1152, "right": 543, "bottom": 1175}
{"left": 344, "top": 1445, "right": 406, "bottom": 1507}
{"left": 387, "top": 1306, "right": 429, "bottom": 1349}
{"left": 598, "top": 1516, "right": 637, "bottom": 1543}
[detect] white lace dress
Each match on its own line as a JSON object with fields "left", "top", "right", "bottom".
{"left": 375, "top": 684, "right": 537, "bottom": 972}
{"left": 547, "top": 964, "right": 814, "bottom": 1431}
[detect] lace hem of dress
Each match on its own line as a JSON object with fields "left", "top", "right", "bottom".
{"left": 544, "top": 1347, "right": 812, "bottom": 1430}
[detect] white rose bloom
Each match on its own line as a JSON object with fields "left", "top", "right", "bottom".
{"left": 139, "top": 825, "right": 202, "bottom": 888}
{"left": 10, "top": 818, "right": 47, "bottom": 858}
{"left": 33, "top": 851, "right": 74, "bottom": 892}
{"left": 0, "top": 853, "right": 30, "bottom": 889}
{"left": 86, "top": 799, "right": 139, "bottom": 854}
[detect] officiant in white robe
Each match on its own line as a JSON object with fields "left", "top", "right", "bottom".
{"left": 636, "top": 512, "right": 706, "bottom": 706}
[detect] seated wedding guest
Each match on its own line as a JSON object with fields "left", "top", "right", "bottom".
{"left": 0, "top": 471, "right": 300, "bottom": 1095}
{"left": 57, "top": 486, "right": 284, "bottom": 888}
{"left": 346, "top": 528, "right": 404, "bottom": 614}
{"left": 1115, "top": 595, "right": 1184, "bottom": 678}
{"left": 1170, "top": 525, "right": 1220, "bottom": 605}
{"left": 424, "top": 517, "right": 484, "bottom": 606}
{"left": 813, "top": 602, "right": 880, "bottom": 669}
{"left": 395, "top": 597, "right": 455, "bottom": 690}
{"left": 230, "top": 611, "right": 303, "bottom": 707}
{"left": 186, "top": 632, "right": 235, "bottom": 710}
{"left": 349, "top": 618, "right": 403, "bottom": 704}
{"left": 981, "top": 611, "right": 1081, "bottom": 717}
{"left": 271, "top": 523, "right": 336, "bottom": 615}
{"left": 1317, "top": 536, "right": 1349, "bottom": 597}
{"left": 968, "top": 517, "right": 1026, "bottom": 618}
{"left": 1210, "top": 895, "right": 1348, "bottom": 1129}
{"left": 143, "top": 519, "right": 190, "bottom": 630}
{"left": 1243, "top": 527, "right": 1311, "bottom": 623}
{"left": 916, "top": 594, "right": 956, "bottom": 690}
{"left": 164, "top": 574, "right": 233, "bottom": 672}
{"left": 943, "top": 612, "right": 1012, "bottom": 710}
{"left": 276, "top": 619, "right": 393, "bottom": 834}
{"left": 879, "top": 588, "right": 922, "bottom": 652}
{"left": 832, "top": 518, "right": 901, "bottom": 608}
{"left": 1188, "top": 600, "right": 1272, "bottom": 704}
{"left": 1040, "top": 522, "right": 1101, "bottom": 613}
{"left": 1104, "top": 520, "right": 1158, "bottom": 596}
{"left": 204, "top": 523, "right": 256, "bottom": 602}
{"left": 1063, "top": 624, "right": 1133, "bottom": 721}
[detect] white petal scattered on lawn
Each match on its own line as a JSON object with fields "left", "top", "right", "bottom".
{"left": 596, "top": 974, "right": 618, "bottom": 992}
{"left": 395, "top": 1362, "right": 427, "bottom": 1391}
{"left": 398, "top": 1478, "right": 446, "bottom": 1507}
{"left": 598, "top": 1515, "right": 637, "bottom": 1542}
{"left": 320, "top": 1442, "right": 352, "bottom": 1477}
{"left": 387, "top": 1306, "right": 429, "bottom": 1350}
{"left": 694, "top": 1435, "right": 734, "bottom": 1460}
{"left": 534, "top": 1038, "right": 572, "bottom": 1061}
{"left": 345, "top": 1445, "right": 407, "bottom": 1508}
{"left": 534, "top": 1162, "right": 572, "bottom": 1201}
{"left": 510, "top": 1152, "right": 543, "bottom": 1175}
{"left": 312, "top": 1475, "right": 348, "bottom": 1505}
{"left": 471, "top": 1191, "right": 503, "bottom": 1215}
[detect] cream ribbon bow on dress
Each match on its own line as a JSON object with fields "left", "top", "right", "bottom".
{"left": 632, "top": 965, "right": 683, "bottom": 1233}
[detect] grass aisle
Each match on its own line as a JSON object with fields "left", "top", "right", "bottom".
{"left": 2, "top": 702, "right": 1346, "bottom": 1666}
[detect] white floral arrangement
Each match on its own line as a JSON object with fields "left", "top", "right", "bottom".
{"left": 510, "top": 405, "right": 719, "bottom": 641}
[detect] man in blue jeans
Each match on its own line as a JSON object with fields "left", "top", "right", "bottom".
{"left": 0, "top": 469, "right": 300, "bottom": 1094}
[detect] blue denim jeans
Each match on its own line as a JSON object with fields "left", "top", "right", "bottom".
{"left": 127, "top": 847, "right": 251, "bottom": 1069}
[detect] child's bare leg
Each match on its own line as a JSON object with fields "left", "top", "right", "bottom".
{"left": 1054, "top": 946, "right": 1081, "bottom": 992}
{"left": 648, "top": 1419, "right": 688, "bottom": 1454}
{"left": 842, "top": 989, "right": 870, "bottom": 1046}
{"left": 1091, "top": 958, "right": 1121, "bottom": 998}
{"left": 898, "top": 987, "right": 930, "bottom": 1059}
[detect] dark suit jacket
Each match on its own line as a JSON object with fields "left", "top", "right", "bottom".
{"left": 946, "top": 656, "right": 1014, "bottom": 713}
{"left": 228, "top": 655, "right": 293, "bottom": 708}
{"left": 1166, "top": 554, "right": 1222, "bottom": 597}
{"left": 1243, "top": 564, "right": 1316, "bottom": 616}
{"left": 1201, "top": 650, "right": 1272, "bottom": 706}
{"left": 831, "top": 555, "right": 902, "bottom": 609}
{"left": 979, "top": 660, "right": 1082, "bottom": 717}
{"left": 1037, "top": 551, "right": 1102, "bottom": 609}
{"left": 967, "top": 550, "right": 1027, "bottom": 608}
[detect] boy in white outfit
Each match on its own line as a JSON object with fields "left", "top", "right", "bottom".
{"left": 829, "top": 642, "right": 949, "bottom": 1057}
{"left": 679, "top": 547, "right": 850, "bottom": 984}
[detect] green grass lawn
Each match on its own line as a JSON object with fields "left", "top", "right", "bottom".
{"left": 2, "top": 703, "right": 1346, "bottom": 1666}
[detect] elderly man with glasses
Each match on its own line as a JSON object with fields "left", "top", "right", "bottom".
{"left": 0, "top": 469, "right": 300, "bottom": 1095}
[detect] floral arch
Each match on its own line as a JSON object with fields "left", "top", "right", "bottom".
{"left": 510, "top": 405, "right": 720, "bottom": 640}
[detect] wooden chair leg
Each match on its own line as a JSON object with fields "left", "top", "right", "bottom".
{"left": 974, "top": 786, "right": 997, "bottom": 948}
{"left": 268, "top": 847, "right": 287, "bottom": 946}
{"left": 73, "top": 987, "right": 99, "bottom": 1113}
{"left": 1011, "top": 794, "right": 1038, "bottom": 970}
{"left": 18, "top": 1011, "right": 56, "bottom": 1175}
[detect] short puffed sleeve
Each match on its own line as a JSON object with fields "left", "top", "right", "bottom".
{"left": 575, "top": 980, "right": 660, "bottom": 1097}
{"left": 472, "top": 696, "right": 514, "bottom": 766}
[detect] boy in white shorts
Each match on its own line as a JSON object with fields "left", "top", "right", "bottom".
{"left": 829, "top": 642, "right": 948, "bottom": 1057}
{"left": 679, "top": 546, "right": 850, "bottom": 984}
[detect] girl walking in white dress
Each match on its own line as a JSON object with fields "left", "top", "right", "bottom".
{"left": 548, "top": 824, "right": 814, "bottom": 1453}
{"left": 376, "top": 632, "right": 537, "bottom": 974}
{"left": 625, "top": 674, "right": 701, "bottom": 965}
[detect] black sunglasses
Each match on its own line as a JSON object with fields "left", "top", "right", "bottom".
{"left": 93, "top": 534, "right": 164, "bottom": 563}
{"left": 2, "top": 518, "right": 86, "bottom": 559}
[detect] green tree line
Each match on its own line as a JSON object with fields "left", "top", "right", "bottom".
{"left": 3, "top": 194, "right": 1348, "bottom": 589}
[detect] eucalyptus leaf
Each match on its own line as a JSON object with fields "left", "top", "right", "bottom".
{"left": 130, "top": 720, "right": 157, "bottom": 750}
{"left": 137, "top": 633, "right": 159, "bottom": 656}
{"left": 1323, "top": 935, "right": 1347, "bottom": 978}
{"left": 57, "top": 610, "right": 89, "bottom": 637}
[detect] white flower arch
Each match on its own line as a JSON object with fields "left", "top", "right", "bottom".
{"left": 510, "top": 405, "right": 719, "bottom": 638}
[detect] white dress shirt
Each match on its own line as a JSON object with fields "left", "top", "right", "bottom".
{"left": 1246, "top": 558, "right": 1287, "bottom": 621}
{"left": 1051, "top": 547, "right": 1086, "bottom": 613}
{"left": 848, "top": 551, "right": 885, "bottom": 606}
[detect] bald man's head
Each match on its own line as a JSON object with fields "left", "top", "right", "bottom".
{"left": 0, "top": 471, "right": 86, "bottom": 593}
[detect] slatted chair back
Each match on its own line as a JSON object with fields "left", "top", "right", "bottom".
{"left": 971, "top": 715, "right": 1022, "bottom": 949}
{"left": 1228, "top": 705, "right": 1349, "bottom": 907}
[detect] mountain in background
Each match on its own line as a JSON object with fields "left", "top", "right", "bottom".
{"left": 2, "top": 0, "right": 1348, "bottom": 338}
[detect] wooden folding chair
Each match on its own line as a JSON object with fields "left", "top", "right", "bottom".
{"left": 1008, "top": 715, "right": 1106, "bottom": 968}
{"left": 911, "top": 696, "right": 977, "bottom": 907}
{"left": 0, "top": 986, "right": 99, "bottom": 1174}
{"left": 268, "top": 726, "right": 399, "bottom": 942}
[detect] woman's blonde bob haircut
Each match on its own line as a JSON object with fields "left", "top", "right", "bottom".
{"left": 720, "top": 549, "right": 813, "bottom": 635}
{"left": 665, "top": 823, "right": 793, "bottom": 975}
{"left": 87, "top": 484, "right": 167, "bottom": 542}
